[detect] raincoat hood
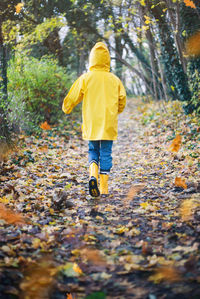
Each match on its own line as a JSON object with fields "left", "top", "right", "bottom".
{"left": 89, "top": 42, "right": 110, "bottom": 72}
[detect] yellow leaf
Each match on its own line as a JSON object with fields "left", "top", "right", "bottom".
{"left": 73, "top": 263, "right": 83, "bottom": 275}
{"left": 171, "top": 85, "right": 175, "bottom": 91}
{"left": 15, "top": 3, "right": 24, "bottom": 14}
{"left": 115, "top": 226, "right": 128, "bottom": 235}
{"left": 179, "top": 199, "right": 198, "bottom": 221}
{"left": 140, "top": 202, "right": 149, "bottom": 209}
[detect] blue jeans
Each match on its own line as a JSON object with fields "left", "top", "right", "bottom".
{"left": 88, "top": 140, "right": 113, "bottom": 173}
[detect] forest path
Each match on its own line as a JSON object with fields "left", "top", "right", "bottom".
{"left": 0, "top": 98, "right": 200, "bottom": 299}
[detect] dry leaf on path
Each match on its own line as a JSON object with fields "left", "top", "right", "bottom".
{"left": 0, "top": 203, "right": 26, "bottom": 225}
{"left": 168, "top": 135, "right": 182, "bottom": 153}
{"left": 126, "top": 185, "right": 145, "bottom": 201}
{"left": 40, "top": 121, "right": 52, "bottom": 130}
{"left": 179, "top": 199, "right": 199, "bottom": 221}
{"left": 175, "top": 177, "right": 187, "bottom": 189}
{"left": 20, "top": 257, "right": 58, "bottom": 299}
{"left": 81, "top": 248, "right": 107, "bottom": 267}
{"left": 149, "top": 266, "right": 182, "bottom": 283}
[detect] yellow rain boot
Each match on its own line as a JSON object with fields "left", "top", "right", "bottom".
{"left": 100, "top": 174, "right": 109, "bottom": 196}
{"left": 89, "top": 162, "right": 100, "bottom": 197}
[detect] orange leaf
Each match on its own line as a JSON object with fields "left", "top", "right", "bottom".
{"left": 40, "top": 121, "right": 52, "bottom": 130}
{"left": 126, "top": 185, "right": 145, "bottom": 201}
{"left": 15, "top": 3, "right": 24, "bottom": 14}
{"left": 185, "top": 31, "right": 200, "bottom": 57}
{"left": 149, "top": 266, "right": 182, "bottom": 283}
{"left": 0, "top": 203, "right": 25, "bottom": 225}
{"left": 175, "top": 177, "right": 187, "bottom": 189}
{"left": 184, "top": 0, "right": 196, "bottom": 8}
{"left": 67, "top": 294, "right": 75, "bottom": 299}
{"left": 168, "top": 135, "right": 182, "bottom": 153}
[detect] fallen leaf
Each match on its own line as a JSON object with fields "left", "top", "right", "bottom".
{"left": 0, "top": 203, "right": 25, "bottom": 225}
{"left": 126, "top": 184, "right": 145, "bottom": 201}
{"left": 20, "top": 257, "right": 57, "bottom": 299}
{"left": 140, "top": 202, "right": 149, "bottom": 209}
{"left": 168, "top": 134, "right": 182, "bottom": 153}
{"left": 59, "top": 262, "right": 83, "bottom": 277}
{"left": 179, "top": 199, "right": 198, "bottom": 221}
{"left": 40, "top": 121, "right": 52, "bottom": 130}
{"left": 81, "top": 248, "right": 107, "bottom": 267}
{"left": 175, "top": 177, "right": 187, "bottom": 189}
{"left": 149, "top": 266, "right": 182, "bottom": 283}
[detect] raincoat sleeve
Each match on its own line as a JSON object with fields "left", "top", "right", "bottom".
{"left": 62, "top": 75, "right": 85, "bottom": 114}
{"left": 118, "top": 80, "right": 126, "bottom": 114}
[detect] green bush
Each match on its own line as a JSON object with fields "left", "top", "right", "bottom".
{"left": 7, "top": 54, "right": 74, "bottom": 128}
{"left": 188, "top": 66, "right": 200, "bottom": 115}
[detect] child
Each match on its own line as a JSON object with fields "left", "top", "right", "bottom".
{"left": 62, "top": 42, "right": 126, "bottom": 197}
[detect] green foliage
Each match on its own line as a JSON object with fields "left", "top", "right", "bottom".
{"left": 7, "top": 54, "right": 74, "bottom": 129}
{"left": 187, "top": 61, "right": 200, "bottom": 115}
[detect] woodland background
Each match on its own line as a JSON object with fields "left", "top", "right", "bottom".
{"left": 0, "top": 1, "right": 200, "bottom": 299}
{"left": 0, "top": 0, "right": 200, "bottom": 144}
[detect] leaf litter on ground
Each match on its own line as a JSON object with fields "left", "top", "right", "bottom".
{"left": 0, "top": 97, "right": 200, "bottom": 298}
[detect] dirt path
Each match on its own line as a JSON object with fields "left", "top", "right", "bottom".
{"left": 0, "top": 99, "right": 200, "bottom": 299}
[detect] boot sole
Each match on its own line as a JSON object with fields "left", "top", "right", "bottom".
{"left": 89, "top": 177, "right": 100, "bottom": 197}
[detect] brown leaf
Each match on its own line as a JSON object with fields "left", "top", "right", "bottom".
{"left": 81, "top": 248, "right": 107, "bottom": 267}
{"left": 20, "top": 257, "right": 58, "bottom": 299}
{"left": 142, "top": 241, "right": 152, "bottom": 256}
{"left": 126, "top": 184, "right": 145, "bottom": 201}
{"left": 149, "top": 266, "right": 182, "bottom": 283}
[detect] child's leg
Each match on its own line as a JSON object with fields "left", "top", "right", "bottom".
{"left": 88, "top": 141, "right": 100, "bottom": 166}
{"left": 99, "top": 140, "right": 113, "bottom": 195}
{"left": 88, "top": 141, "right": 100, "bottom": 197}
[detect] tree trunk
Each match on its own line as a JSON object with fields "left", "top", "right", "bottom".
{"left": 0, "top": 20, "right": 7, "bottom": 97}
{"left": 165, "top": 0, "right": 187, "bottom": 73}
{"left": 0, "top": 20, "right": 11, "bottom": 144}
{"left": 148, "top": 0, "right": 191, "bottom": 103}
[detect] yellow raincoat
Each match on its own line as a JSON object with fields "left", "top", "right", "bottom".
{"left": 62, "top": 42, "right": 126, "bottom": 140}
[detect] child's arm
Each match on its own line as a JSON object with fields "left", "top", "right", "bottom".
{"left": 62, "top": 75, "right": 85, "bottom": 114}
{"left": 118, "top": 80, "right": 126, "bottom": 114}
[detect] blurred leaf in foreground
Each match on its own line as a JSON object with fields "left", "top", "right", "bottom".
{"left": 20, "top": 258, "right": 57, "bottom": 299}
{"left": 179, "top": 199, "right": 199, "bottom": 221}
{"left": 185, "top": 31, "right": 200, "bottom": 57}
{"left": 149, "top": 266, "right": 182, "bottom": 283}
{"left": 0, "top": 203, "right": 25, "bottom": 225}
